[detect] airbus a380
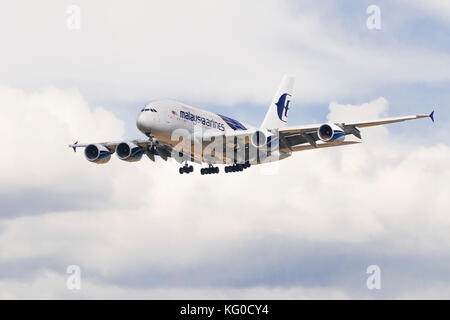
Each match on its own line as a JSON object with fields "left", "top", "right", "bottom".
{"left": 69, "top": 76, "right": 434, "bottom": 175}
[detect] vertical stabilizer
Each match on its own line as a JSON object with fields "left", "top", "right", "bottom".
{"left": 260, "top": 75, "right": 295, "bottom": 129}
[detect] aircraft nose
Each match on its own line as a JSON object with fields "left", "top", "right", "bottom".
{"left": 136, "top": 113, "right": 147, "bottom": 133}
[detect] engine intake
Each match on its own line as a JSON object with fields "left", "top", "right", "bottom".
{"left": 84, "top": 144, "right": 112, "bottom": 164}
{"left": 116, "top": 142, "right": 144, "bottom": 162}
{"left": 317, "top": 124, "right": 345, "bottom": 143}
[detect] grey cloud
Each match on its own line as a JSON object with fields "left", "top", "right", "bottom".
{"left": 3, "top": 237, "right": 450, "bottom": 299}
{"left": 0, "top": 187, "right": 113, "bottom": 218}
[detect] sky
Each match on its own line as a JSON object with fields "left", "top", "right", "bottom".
{"left": 0, "top": 0, "right": 449, "bottom": 299}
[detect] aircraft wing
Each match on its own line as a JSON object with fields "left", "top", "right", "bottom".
{"left": 192, "top": 111, "right": 434, "bottom": 155}
{"left": 69, "top": 140, "right": 122, "bottom": 151}
{"left": 277, "top": 111, "right": 434, "bottom": 151}
{"left": 290, "top": 140, "right": 361, "bottom": 151}
{"left": 344, "top": 112, "right": 434, "bottom": 128}
{"left": 69, "top": 139, "right": 161, "bottom": 151}
{"left": 69, "top": 138, "right": 174, "bottom": 161}
{"left": 280, "top": 111, "right": 434, "bottom": 135}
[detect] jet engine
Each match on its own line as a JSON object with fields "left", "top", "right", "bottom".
{"left": 317, "top": 124, "right": 345, "bottom": 143}
{"left": 84, "top": 144, "right": 112, "bottom": 164}
{"left": 116, "top": 142, "right": 144, "bottom": 162}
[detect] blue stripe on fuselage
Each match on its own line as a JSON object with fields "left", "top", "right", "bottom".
{"left": 217, "top": 114, "right": 247, "bottom": 131}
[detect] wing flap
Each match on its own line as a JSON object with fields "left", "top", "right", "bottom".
{"left": 290, "top": 141, "right": 361, "bottom": 152}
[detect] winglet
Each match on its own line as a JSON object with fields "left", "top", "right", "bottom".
{"left": 71, "top": 141, "right": 78, "bottom": 152}
{"left": 429, "top": 110, "right": 435, "bottom": 122}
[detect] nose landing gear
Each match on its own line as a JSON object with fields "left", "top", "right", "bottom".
{"left": 180, "top": 162, "right": 250, "bottom": 175}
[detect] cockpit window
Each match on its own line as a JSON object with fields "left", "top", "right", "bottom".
{"left": 141, "top": 107, "right": 157, "bottom": 112}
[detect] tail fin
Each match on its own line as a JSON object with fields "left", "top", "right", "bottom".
{"left": 260, "top": 75, "right": 295, "bottom": 129}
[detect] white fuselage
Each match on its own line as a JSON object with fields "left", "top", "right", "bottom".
{"left": 137, "top": 99, "right": 254, "bottom": 138}
{"left": 135, "top": 99, "right": 286, "bottom": 164}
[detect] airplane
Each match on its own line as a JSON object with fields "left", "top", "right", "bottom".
{"left": 69, "top": 76, "right": 434, "bottom": 175}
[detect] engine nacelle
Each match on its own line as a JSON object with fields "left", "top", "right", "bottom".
{"left": 84, "top": 144, "right": 112, "bottom": 164}
{"left": 317, "top": 124, "right": 346, "bottom": 143}
{"left": 116, "top": 142, "right": 144, "bottom": 162}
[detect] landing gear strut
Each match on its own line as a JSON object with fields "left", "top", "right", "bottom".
{"left": 225, "top": 162, "right": 251, "bottom": 173}
{"left": 179, "top": 163, "right": 194, "bottom": 174}
{"left": 200, "top": 165, "right": 219, "bottom": 175}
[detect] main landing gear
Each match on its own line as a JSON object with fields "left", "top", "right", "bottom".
{"left": 224, "top": 162, "right": 251, "bottom": 173}
{"left": 180, "top": 163, "right": 250, "bottom": 175}
{"left": 200, "top": 165, "right": 219, "bottom": 175}
{"left": 179, "top": 164, "right": 194, "bottom": 174}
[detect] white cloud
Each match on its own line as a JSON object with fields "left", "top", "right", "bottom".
{"left": 396, "top": 284, "right": 450, "bottom": 300}
{"left": 0, "top": 85, "right": 123, "bottom": 183}
{"left": 403, "top": 0, "right": 450, "bottom": 21}
{"left": 1, "top": 0, "right": 450, "bottom": 106}
{"left": 0, "top": 86, "right": 449, "bottom": 298}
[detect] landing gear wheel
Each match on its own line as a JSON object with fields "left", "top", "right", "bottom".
{"left": 179, "top": 163, "right": 194, "bottom": 174}
{"left": 225, "top": 162, "right": 250, "bottom": 173}
{"left": 200, "top": 166, "right": 219, "bottom": 175}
